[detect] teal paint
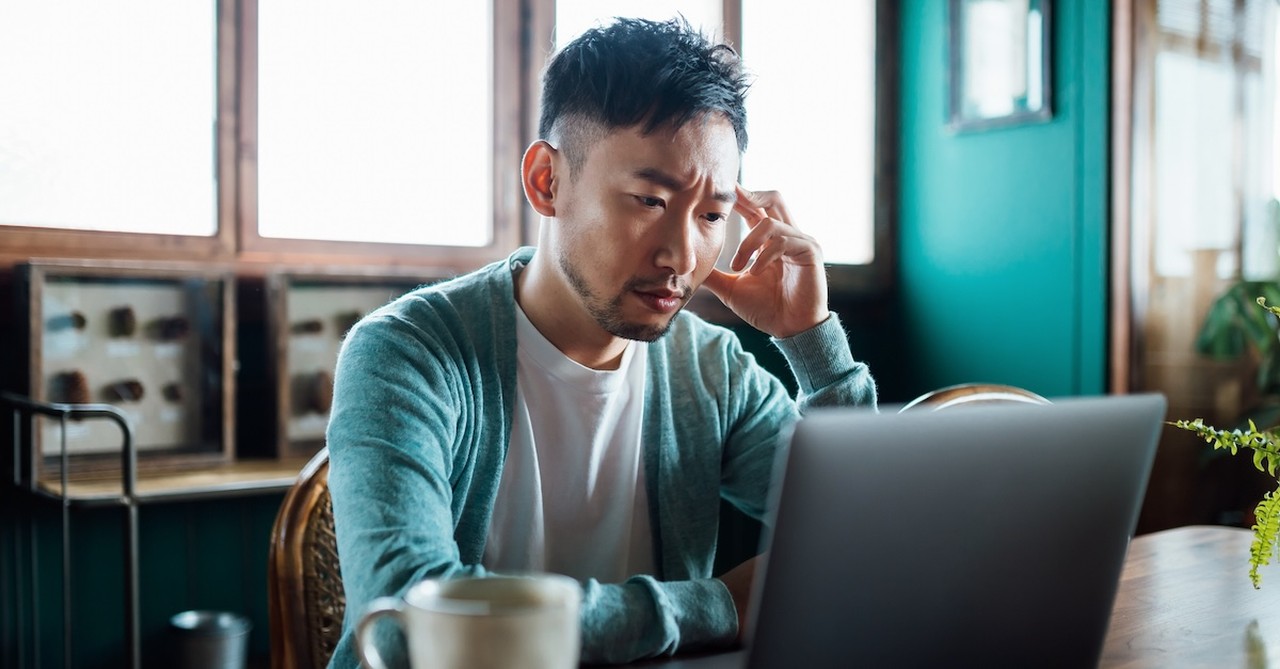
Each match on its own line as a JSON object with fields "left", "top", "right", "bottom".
{"left": 2, "top": 495, "right": 280, "bottom": 668}
{"left": 1079, "top": 0, "right": 1111, "bottom": 395}
{"left": 898, "top": 0, "right": 1110, "bottom": 398}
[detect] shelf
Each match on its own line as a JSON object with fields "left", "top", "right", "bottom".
{"left": 34, "top": 457, "right": 311, "bottom": 505}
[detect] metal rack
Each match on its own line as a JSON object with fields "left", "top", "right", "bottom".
{"left": 2, "top": 391, "right": 139, "bottom": 669}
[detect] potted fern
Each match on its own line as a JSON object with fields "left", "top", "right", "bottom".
{"left": 1173, "top": 294, "right": 1280, "bottom": 587}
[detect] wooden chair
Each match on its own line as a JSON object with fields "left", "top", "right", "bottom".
{"left": 899, "top": 382, "right": 1050, "bottom": 413}
{"left": 268, "top": 447, "right": 345, "bottom": 669}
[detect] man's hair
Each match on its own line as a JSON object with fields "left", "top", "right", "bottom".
{"left": 539, "top": 17, "right": 750, "bottom": 173}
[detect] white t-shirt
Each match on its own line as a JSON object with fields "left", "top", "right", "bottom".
{"left": 482, "top": 304, "right": 656, "bottom": 583}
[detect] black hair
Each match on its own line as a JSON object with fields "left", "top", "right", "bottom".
{"left": 539, "top": 17, "right": 750, "bottom": 172}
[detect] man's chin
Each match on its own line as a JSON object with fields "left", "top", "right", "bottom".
{"left": 604, "top": 315, "right": 677, "bottom": 342}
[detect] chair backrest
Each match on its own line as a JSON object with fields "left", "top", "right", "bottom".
{"left": 899, "top": 383, "right": 1050, "bottom": 413}
{"left": 268, "top": 447, "right": 344, "bottom": 669}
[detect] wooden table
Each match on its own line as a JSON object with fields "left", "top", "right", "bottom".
{"left": 633, "top": 525, "right": 1278, "bottom": 668}
{"left": 1099, "top": 525, "right": 1278, "bottom": 668}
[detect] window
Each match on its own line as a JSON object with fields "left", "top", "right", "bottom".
{"left": 555, "top": 1, "right": 723, "bottom": 43}
{"left": 239, "top": 0, "right": 523, "bottom": 266}
{"left": 740, "top": 0, "right": 878, "bottom": 266}
{"left": 0, "top": 2, "right": 218, "bottom": 236}
{"left": 0, "top": 0, "right": 893, "bottom": 290}
{"left": 1143, "top": 0, "right": 1276, "bottom": 279}
{"left": 255, "top": 0, "right": 494, "bottom": 248}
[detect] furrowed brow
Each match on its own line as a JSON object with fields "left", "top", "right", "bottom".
{"left": 632, "top": 167, "right": 738, "bottom": 205}
{"left": 712, "top": 189, "right": 737, "bottom": 204}
{"left": 631, "top": 167, "right": 685, "bottom": 192}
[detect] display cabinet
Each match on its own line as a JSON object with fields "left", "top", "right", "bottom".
{"left": 266, "top": 271, "right": 432, "bottom": 459}
{"left": 17, "top": 260, "right": 235, "bottom": 484}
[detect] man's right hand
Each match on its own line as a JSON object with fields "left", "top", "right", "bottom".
{"left": 701, "top": 186, "right": 829, "bottom": 340}
{"left": 717, "top": 554, "right": 764, "bottom": 644}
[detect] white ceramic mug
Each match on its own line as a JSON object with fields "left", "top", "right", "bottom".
{"left": 356, "top": 574, "right": 581, "bottom": 669}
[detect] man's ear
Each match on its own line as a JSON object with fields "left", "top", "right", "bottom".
{"left": 521, "top": 140, "right": 559, "bottom": 217}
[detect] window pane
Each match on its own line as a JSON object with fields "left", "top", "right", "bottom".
{"left": 0, "top": 2, "right": 216, "bottom": 235}
{"left": 257, "top": 1, "right": 493, "bottom": 246}
{"left": 554, "top": 0, "right": 724, "bottom": 46}
{"left": 741, "top": 0, "right": 876, "bottom": 265}
{"left": 1152, "top": 51, "right": 1238, "bottom": 278}
{"left": 1274, "top": 10, "right": 1280, "bottom": 202}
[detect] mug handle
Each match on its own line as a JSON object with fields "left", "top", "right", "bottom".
{"left": 355, "top": 597, "right": 407, "bottom": 669}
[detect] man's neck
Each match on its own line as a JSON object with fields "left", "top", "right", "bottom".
{"left": 515, "top": 253, "right": 629, "bottom": 371}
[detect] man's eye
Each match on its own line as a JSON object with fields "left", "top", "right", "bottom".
{"left": 704, "top": 212, "right": 729, "bottom": 224}
{"left": 635, "top": 195, "right": 664, "bottom": 208}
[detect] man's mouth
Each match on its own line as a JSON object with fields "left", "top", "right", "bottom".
{"left": 632, "top": 286, "right": 689, "bottom": 315}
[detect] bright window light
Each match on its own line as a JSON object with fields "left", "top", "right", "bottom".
{"left": 0, "top": 1, "right": 217, "bottom": 235}
{"left": 257, "top": 1, "right": 494, "bottom": 246}
{"left": 554, "top": 0, "right": 724, "bottom": 45}
{"left": 741, "top": 0, "right": 877, "bottom": 265}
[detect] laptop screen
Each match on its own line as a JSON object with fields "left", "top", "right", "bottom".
{"left": 745, "top": 394, "right": 1165, "bottom": 668}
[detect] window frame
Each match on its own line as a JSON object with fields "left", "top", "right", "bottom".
{"left": 0, "top": 0, "right": 896, "bottom": 295}
{"left": 850, "top": 0, "right": 898, "bottom": 295}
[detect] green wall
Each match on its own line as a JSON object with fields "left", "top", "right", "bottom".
{"left": 896, "top": 0, "right": 1110, "bottom": 399}
{"left": 1, "top": 493, "right": 281, "bottom": 668}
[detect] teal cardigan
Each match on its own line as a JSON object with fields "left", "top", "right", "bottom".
{"left": 325, "top": 248, "right": 877, "bottom": 667}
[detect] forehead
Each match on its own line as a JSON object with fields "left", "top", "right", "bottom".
{"left": 584, "top": 116, "right": 741, "bottom": 187}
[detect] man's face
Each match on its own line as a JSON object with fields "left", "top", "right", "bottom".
{"left": 548, "top": 116, "right": 740, "bottom": 341}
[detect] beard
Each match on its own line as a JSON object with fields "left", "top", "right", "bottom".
{"left": 558, "top": 252, "right": 690, "bottom": 342}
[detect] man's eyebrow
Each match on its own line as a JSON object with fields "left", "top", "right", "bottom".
{"left": 632, "top": 167, "right": 738, "bottom": 204}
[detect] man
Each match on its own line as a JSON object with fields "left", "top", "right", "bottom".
{"left": 326, "top": 17, "right": 876, "bottom": 667}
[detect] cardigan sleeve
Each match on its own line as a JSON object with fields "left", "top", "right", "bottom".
{"left": 717, "top": 313, "right": 877, "bottom": 523}
{"left": 773, "top": 313, "right": 878, "bottom": 411}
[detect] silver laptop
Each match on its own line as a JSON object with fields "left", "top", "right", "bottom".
{"left": 670, "top": 393, "right": 1166, "bottom": 669}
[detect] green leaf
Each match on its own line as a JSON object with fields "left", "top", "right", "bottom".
{"left": 1172, "top": 416, "right": 1280, "bottom": 587}
{"left": 1248, "top": 486, "right": 1280, "bottom": 588}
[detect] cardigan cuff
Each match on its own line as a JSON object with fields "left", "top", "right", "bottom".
{"left": 663, "top": 577, "right": 740, "bottom": 651}
{"left": 771, "top": 313, "right": 857, "bottom": 396}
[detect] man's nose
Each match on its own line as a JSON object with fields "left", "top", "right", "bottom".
{"left": 654, "top": 212, "right": 699, "bottom": 277}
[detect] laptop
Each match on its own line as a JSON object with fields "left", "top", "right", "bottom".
{"left": 670, "top": 393, "right": 1166, "bottom": 669}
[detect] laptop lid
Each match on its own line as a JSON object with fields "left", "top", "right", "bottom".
{"left": 744, "top": 393, "right": 1166, "bottom": 669}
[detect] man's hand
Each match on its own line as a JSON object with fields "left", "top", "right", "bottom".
{"left": 718, "top": 554, "right": 764, "bottom": 644}
{"left": 701, "top": 186, "right": 829, "bottom": 339}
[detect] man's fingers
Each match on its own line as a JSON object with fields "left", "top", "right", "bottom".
{"left": 730, "top": 242, "right": 760, "bottom": 273}
{"left": 736, "top": 185, "right": 793, "bottom": 226}
{"left": 702, "top": 267, "right": 735, "bottom": 299}
{"left": 748, "top": 235, "right": 820, "bottom": 275}
{"left": 731, "top": 216, "right": 820, "bottom": 273}
{"left": 732, "top": 214, "right": 782, "bottom": 271}
{"left": 731, "top": 218, "right": 775, "bottom": 272}
{"left": 733, "top": 185, "right": 767, "bottom": 227}
{"left": 747, "top": 237, "right": 787, "bottom": 275}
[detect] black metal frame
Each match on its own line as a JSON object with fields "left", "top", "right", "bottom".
{"left": 2, "top": 392, "right": 139, "bottom": 669}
